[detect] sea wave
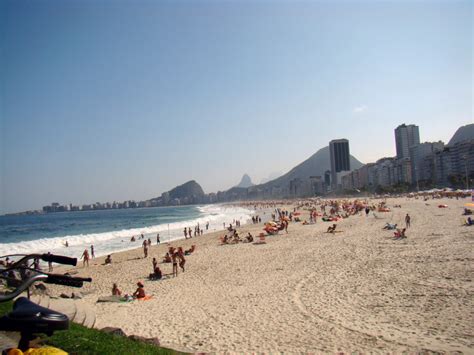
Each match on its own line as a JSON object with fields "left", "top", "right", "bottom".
{"left": 0, "top": 205, "right": 254, "bottom": 259}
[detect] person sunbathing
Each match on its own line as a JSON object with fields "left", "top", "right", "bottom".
{"left": 184, "top": 245, "right": 195, "bottom": 255}
{"left": 233, "top": 233, "right": 241, "bottom": 243}
{"left": 245, "top": 233, "right": 253, "bottom": 243}
{"left": 383, "top": 223, "right": 397, "bottom": 230}
{"left": 327, "top": 224, "right": 337, "bottom": 233}
{"left": 133, "top": 282, "right": 146, "bottom": 299}
{"left": 163, "top": 252, "right": 171, "bottom": 263}
{"left": 112, "top": 283, "right": 122, "bottom": 296}
{"left": 465, "top": 217, "right": 473, "bottom": 226}
{"left": 149, "top": 266, "right": 162, "bottom": 280}
{"left": 394, "top": 228, "right": 407, "bottom": 239}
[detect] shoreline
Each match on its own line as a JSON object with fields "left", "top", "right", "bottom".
{"left": 44, "top": 197, "right": 473, "bottom": 353}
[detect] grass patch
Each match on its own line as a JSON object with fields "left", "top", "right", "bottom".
{"left": 45, "top": 323, "right": 179, "bottom": 355}
{"left": 0, "top": 300, "right": 182, "bottom": 355}
{"left": 0, "top": 300, "right": 13, "bottom": 315}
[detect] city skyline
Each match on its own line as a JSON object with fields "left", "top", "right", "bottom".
{"left": 5, "top": 121, "right": 471, "bottom": 215}
{"left": 1, "top": 0, "right": 472, "bottom": 214}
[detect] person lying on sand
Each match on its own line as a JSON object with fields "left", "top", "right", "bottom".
{"left": 383, "top": 223, "right": 397, "bottom": 230}
{"left": 133, "top": 282, "right": 146, "bottom": 299}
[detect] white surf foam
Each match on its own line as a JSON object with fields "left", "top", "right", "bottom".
{"left": 0, "top": 205, "right": 254, "bottom": 260}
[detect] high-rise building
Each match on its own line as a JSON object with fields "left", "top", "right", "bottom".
{"left": 329, "top": 139, "right": 351, "bottom": 190}
{"left": 395, "top": 124, "right": 420, "bottom": 159}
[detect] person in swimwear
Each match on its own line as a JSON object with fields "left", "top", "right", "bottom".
{"left": 133, "top": 282, "right": 146, "bottom": 299}
{"left": 171, "top": 253, "right": 178, "bottom": 277}
{"left": 112, "top": 283, "right": 122, "bottom": 296}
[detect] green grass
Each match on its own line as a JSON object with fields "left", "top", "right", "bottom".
{"left": 0, "top": 300, "right": 182, "bottom": 355}
{"left": 45, "top": 323, "right": 179, "bottom": 355}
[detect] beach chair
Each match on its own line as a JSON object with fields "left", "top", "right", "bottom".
{"left": 253, "top": 233, "right": 266, "bottom": 245}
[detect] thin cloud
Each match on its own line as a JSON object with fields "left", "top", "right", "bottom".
{"left": 353, "top": 105, "right": 368, "bottom": 113}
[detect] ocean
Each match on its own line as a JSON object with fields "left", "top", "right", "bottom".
{"left": 0, "top": 205, "right": 254, "bottom": 259}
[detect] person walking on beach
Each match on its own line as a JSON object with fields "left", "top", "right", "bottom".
{"left": 184, "top": 228, "right": 188, "bottom": 239}
{"left": 405, "top": 213, "right": 411, "bottom": 228}
{"left": 156, "top": 233, "right": 160, "bottom": 244}
{"left": 81, "top": 249, "right": 90, "bottom": 267}
{"left": 90, "top": 245, "right": 95, "bottom": 259}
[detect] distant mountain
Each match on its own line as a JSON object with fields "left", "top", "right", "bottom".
{"left": 168, "top": 180, "right": 205, "bottom": 199}
{"left": 448, "top": 123, "right": 474, "bottom": 146}
{"left": 259, "top": 146, "right": 364, "bottom": 189}
{"left": 235, "top": 174, "right": 254, "bottom": 188}
{"left": 260, "top": 171, "right": 283, "bottom": 184}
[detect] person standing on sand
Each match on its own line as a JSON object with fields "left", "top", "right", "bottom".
{"left": 157, "top": 233, "right": 160, "bottom": 244}
{"left": 184, "top": 228, "right": 188, "bottom": 239}
{"left": 81, "top": 249, "right": 90, "bottom": 267}
{"left": 143, "top": 240, "right": 148, "bottom": 258}
{"left": 405, "top": 213, "right": 411, "bottom": 228}
{"left": 171, "top": 253, "right": 178, "bottom": 277}
{"left": 90, "top": 245, "right": 95, "bottom": 259}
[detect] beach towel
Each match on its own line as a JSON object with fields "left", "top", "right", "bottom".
{"left": 137, "top": 295, "right": 153, "bottom": 301}
{"left": 97, "top": 296, "right": 132, "bottom": 303}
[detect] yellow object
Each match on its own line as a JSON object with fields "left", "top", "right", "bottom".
{"left": 7, "top": 347, "right": 67, "bottom": 355}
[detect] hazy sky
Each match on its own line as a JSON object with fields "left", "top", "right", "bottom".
{"left": 1, "top": 0, "right": 472, "bottom": 214}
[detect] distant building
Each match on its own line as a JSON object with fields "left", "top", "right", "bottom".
{"left": 410, "top": 141, "right": 444, "bottom": 187}
{"left": 395, "top": 124, "right": 420, "bottom": 159}
{"left": 329, "top": 139, "right": 351, "bottom": 190}
{"left": 324, "top": 170, "right": 331, "bottom": 191}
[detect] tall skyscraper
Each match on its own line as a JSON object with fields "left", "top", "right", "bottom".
{"left": 395, "top": 124, "right": 420, "bottom": 159}
{"left": 329, "top": 139, "right": 351, "bottom": 190}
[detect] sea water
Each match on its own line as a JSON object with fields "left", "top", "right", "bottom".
{"left": 0, "top": 205, "right": 254, "bottom": 259}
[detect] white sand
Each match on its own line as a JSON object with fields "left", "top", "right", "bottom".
{"left": 49, "top": 197, "right": 474, "bottom": 353}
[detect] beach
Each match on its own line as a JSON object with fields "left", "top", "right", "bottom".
{"left": 47, "top": 197, "right": 474, "bottom": 353}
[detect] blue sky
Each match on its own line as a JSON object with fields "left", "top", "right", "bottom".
{"left": 1, "top": 0, "right": 472, "bottom": 213}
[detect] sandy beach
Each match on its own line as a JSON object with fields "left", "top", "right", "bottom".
{"left": 47, "top": 197, "right": 474, "bottom": 353}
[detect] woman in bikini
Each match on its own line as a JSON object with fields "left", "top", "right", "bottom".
{"left": 171, "top": 253, "right": 178, "bottom": 277}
